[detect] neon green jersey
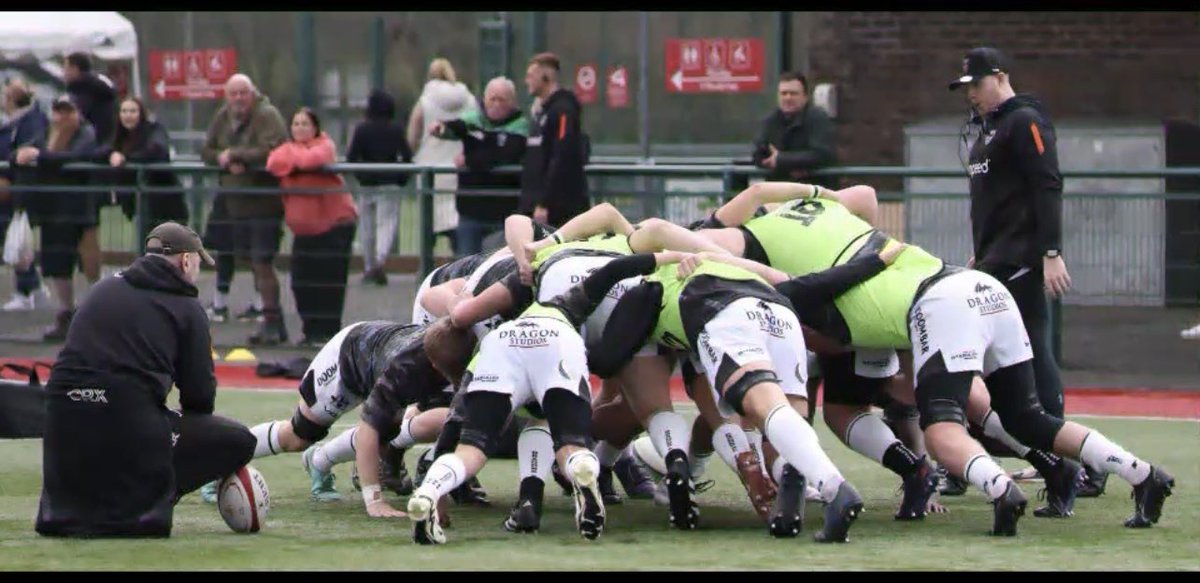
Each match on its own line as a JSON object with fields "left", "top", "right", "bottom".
{"left": 645, "top": 260, "right": 770, "bottom": 351}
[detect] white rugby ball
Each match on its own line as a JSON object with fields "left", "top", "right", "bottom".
{"left": 217, "top": 465, "right": 270, "bottom": 533}
{"left": 631, "top": 435, "right": 668, "bottom": 477}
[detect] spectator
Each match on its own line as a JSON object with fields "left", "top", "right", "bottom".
{"left": 1, "top": 76, "right": 48, "bottom": 311}
{"left": 13, "top": 95, "right": 101, "bottom": 340}
{"left": 407, "top": 58, "right": 477, "bottom": 249}
{"left": 519, "top": 52, "right": 589, "bottom": 227}
{"left": 266, "top": 108, "right": 358, "bottom": 346}
{"left": 200, "top": 74, "right": 289, "bottom": 345}
{"left": 347, "top": 89, "right": 412, "bottom": 286}
{"left": 99, "top": 97, "right": 188, "bottom": 244}
{"left": 63, "top": 52, "right": 117, "bottom": 149}
{"left": 751, "top": 71, "right": 837, "bottom": 189}
{"left": 431, "top": 76, "right": 529, "bottom": 257}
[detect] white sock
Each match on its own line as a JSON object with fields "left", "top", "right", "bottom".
{"left": 771, "top": 456, "right": 788, "bottom": 486}
{"left": 252, "top": 292, "right": 264, "bottom": 311}
{"left": 594, "top": 440, "right": 624, "bottom": 469}
{"left": 1079, "top": 430, "right": 1152, "bottom": 485}
{"left": 964, "top": 454, "right": 1013, "bottom": 501}
{"left": 415, "top": 454, "right": 468, "bottom": 500}
{"left": 212, "top": 291, "right": 228, "bottom": 310}
{"left": 980, "top": 409, "right": 1032, "bottom": 457}
{"left": 565, "top": 450, "right": 601, "bottom": 486}
{"left": 647, "top": 411, "right": 690, "bottom": 459}
{"left": 518, "top": 426, "right": 554, "bottom": 481}
{"left": 763, "top": 404, "right": 844, "bottom": 501}
{"left": 313, "top": 427, "right": 358, "bottom": 473}
{"left": 250, "top": 421, "right": 283, "bottom": 459}
{"left": 711, "top": 422, "right": 750, "bottom": 472}
{"left": 389, "top": 417, "right": 417, "bottom": 449}
{"left": 845, "top": 412, "right": 902, "bottom": 464}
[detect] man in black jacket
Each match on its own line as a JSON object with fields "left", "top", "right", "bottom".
{"left": 950, "top": 47, "right": 1107, "bottom": 494}
{"left": 63, "top": 52, "right": 117, "bottom": 147}
{"left": 36, "top": 222, "right": 256, "bottom": 538}
{"left": 519, "top": 53, "right": 589, "bottom": 227}
{"left": 347, "top": 89, "right": 414, "bottom": 286}
{"left": 432, "top": 76, "right": 529, "bottom": 257}
{"left": 752, "top": 72, "right": 837, "bottom": 189}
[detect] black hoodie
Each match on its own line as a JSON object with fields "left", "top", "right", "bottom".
{"left": 967, "top": 94, "right": 1064, "bottom": 270}
{"left": 48, "top": 254, "right": 216, "bottom": 414}
{"left": 346, "top": 90, "right": 414, "bottom": 187}
{"left": 519, "top": 88, "right": 590, "bottom": 226}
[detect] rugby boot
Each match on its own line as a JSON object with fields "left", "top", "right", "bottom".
{"left": 598, "top": 465, "right": 623, "bottom": 505}
{"left": 814, "top": 481, "right": 865, "bottom": 543}
{"left": 380, "top": 444, "right": 413, "bottom": 496}
{"left": 1124, "top": 466, "right": 1175, "bottom": 528}
{"left": 413, "top": 450, "right": 434, "bottom": 487}
{"left": 301, "top": 445, "right": 342, "bottom": 502}
{"left": 767, "top": 464, "right": 805, "bottom": 537}
{"left": 248, "top": 311, "right": 288, "bottom": 346}
{"left": 895, "top": 457, "right": 940, "bottom": 521}
{"left": 613, "top": 451, "right": 660, "bottom": 500}
{"left": 43, "top": 309, "right": 74, "bottom": 342}
{"left": 407, "top": 494, "right": 447, "bottom": 545}
{"left": 1033, "top": 458, "right": 1084, "bottom": 518}
{"left": 199, "top": 480, "right": 219, "bottom": 504}
{"left": 502, "top": 498, "right": 542, "bottom": 533}
{"left": 736, "top": 451, "right": 777, "bottom": 524}
{"left": 937, "top": 463, "right": 969, "bottom": 496}
{"left": 664, "top": 449, "right": 700, "bottom": 530}
{"left": 1078, "top": 464, "right": 1110, "bottom": 498}
{"left": 569, "top": 454, "right": 607, "bottom": 540}
{"left": 449, "top": 475, "right": 490, "bottom": 506}
{"left": 989, "top": 482, "right": 1028, "bottom": 536}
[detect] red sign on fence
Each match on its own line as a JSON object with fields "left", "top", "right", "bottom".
{"left": 665, "top": 38, "right": 764, "bottom": 94}
{"left": 574, "top": 64, "right": 598, "bottom": 105}
{"left": 148, "top": 48, "right": 238, "bottom": 101}
{"left": 606, "top": 66, "right": 629, "bottom": 109}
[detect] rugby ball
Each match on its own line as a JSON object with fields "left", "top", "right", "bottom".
{"left": 217, "top": 465, "right": 270, "bottom": 533}
{"left": 631, "top": 435, "right": 668, "bottom": 477}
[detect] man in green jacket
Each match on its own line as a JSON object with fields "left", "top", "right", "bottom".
{"left": 432, "top": 76, "right": 530, "bottom": 257}
{"left": 201, "top": 74, "right": 289, "bottom": 345}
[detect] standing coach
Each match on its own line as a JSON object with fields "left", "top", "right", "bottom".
{"left": 950, "top": 48, "right": 1106, "bottom": 494}
{"left": 36, "top": 223, "right": 256, "bottom": 538}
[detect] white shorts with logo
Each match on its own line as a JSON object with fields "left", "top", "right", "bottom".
{"left": 537, "top": 254, "right": 643, "bottom": 347}
{"left": 853, "top": 349, "right": 901, "bottom": 378}
{"left": 692, "top": 297, "right": 807, "bottom": 417}
{"left": 465, "top": 316, "right": 591, "bottom": 412}
{"left": 908, "top": 269, "right": 1033, "bottom": 385}
{"left": 411, "top": 268, "right": 440, "bottom": 326}
{"left": 304, "top": 322, "right": 367, "bottom": 426}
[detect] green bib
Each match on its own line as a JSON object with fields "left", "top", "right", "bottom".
{"left": 531, "top": 234, "right": 632, "bottom": 270}
{"left": 645, "top": 260, "right": 766, "bottom": 350}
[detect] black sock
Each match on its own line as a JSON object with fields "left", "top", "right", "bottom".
{"left": 882, "top": 442, "right": 923, "bottom": 478}
{"left": 1023, "top": 448, "right": 1063, "bottom": 476}
{"left": 518, "top": 476, "right": 545, "bottom": 511}
{"left": 433, "top": 418, "right": 463, "bottom": 458}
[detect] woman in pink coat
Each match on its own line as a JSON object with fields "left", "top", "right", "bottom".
{"left": 267, "top": 108, "right": 358, "bottom": 346}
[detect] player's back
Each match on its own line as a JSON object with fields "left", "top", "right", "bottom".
{"left": 339, "top": 321, "right": 425, "bottom": 397}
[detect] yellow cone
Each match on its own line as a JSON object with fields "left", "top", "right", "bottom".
{"left": 224, "top": 348, "right": 258, "bottom": 362}
{"left": 212, "top": 349, "right": 221, "bottom": 361}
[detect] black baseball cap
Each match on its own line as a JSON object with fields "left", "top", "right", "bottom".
{"left": 51, "top": 94, "right": 79, "bottom": 112}
{"left": 145, "top": 222, "right": 215, "bottom": 265}
{"left": 948, "top": 47, "right": 1010, "bottom": 90}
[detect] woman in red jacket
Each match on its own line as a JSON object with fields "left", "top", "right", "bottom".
{"left": 267, "top": 108, "right": 358, "bottom": 346}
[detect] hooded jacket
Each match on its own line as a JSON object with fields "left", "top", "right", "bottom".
{"left": 346, "top": 90, "right": 413, "bottom": 187}
{"left": 201, "top": 94, "right": 289, "bottom": 219}
{"left": 967, "top": 94, "right": 1064, "bottom": 270}
{"left": 36, "top": 254, "right": 215, "bottom": 538}
{"left": 67, "top": 73, "right": 117, "bottom": 146}
{"left": 519, "top": 88, "right": 589, "bottom": 226}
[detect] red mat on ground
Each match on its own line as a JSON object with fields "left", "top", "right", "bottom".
{"left": 3, "top": 360, "right": 1195, "bottom": 420}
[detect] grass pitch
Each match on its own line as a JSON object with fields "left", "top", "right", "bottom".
{"left": 0, "top": 390, "right": 1196, "bottom": 571}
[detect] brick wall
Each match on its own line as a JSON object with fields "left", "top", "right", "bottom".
{"left": 806, "top": 11, "right": 1200, "bottom": 171}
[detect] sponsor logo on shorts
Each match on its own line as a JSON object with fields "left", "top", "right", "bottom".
{"left": 949, "top": 349, "right": 979, "bottom": 362}
{"left": 967, "top": 292, "right": 1009, "bottom": 316}
{"left": 317, "top": 363, "right": 338, "bottom": 386}
{"left": 473, "top": 373, "right": 500, "bottom": 384}
{"left": 974, "top": 282, "right": 993, "bottom": 294}
{"left": 913, "top": 308, "right": 930, "bottom": 354}
{"left": 795, "top": 363, "right": 805, "bottom": 381}
{"left": 500, "top": 325, "right": 560, "bottom": 348}
{"left": 67, "top": 388, "right": 107, "bottom": 404}
{"left": 860, "top": 358, "right": 891, "bottom": 369}
{"left": 736, "top": 346, "right": 765, "bottom": 358}
{"left": 699, "top": 332, "right": 718, "bottom": 364}
{"left": 746, "top": 302, "right": 793, "bottom": 338}
{"left": 557, "top": 359, "right": 572, "bottom": 380}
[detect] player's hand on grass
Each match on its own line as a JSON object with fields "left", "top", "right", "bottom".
{"left": 365, "top": 499, "right": 407, "bottom": 518}
{"left": 880, "top": 242, "right": 908, "bottom": 265}
{"left": 927, "top": 499, "right": 949, "bottom": 514}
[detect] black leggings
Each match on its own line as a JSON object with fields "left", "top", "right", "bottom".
{"left": 169, "top": 412, "right": 256, "bottom": 499}
{"left": 290, "top": 223, "right": 356, "bottom": 339}
{"left": 979, "top": 265, "right": 1065, "bottom": 418}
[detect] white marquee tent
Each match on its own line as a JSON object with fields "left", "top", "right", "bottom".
{"left": 0, "top": 11, "right": 141, "bottom": 96}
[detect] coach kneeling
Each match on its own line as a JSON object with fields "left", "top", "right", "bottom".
{"left": 36, "top": 222, "right": 255, "bottom": 538}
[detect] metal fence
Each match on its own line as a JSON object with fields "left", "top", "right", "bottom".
{"left": 3, "top": 160, "right": 1200, "bottom": 358}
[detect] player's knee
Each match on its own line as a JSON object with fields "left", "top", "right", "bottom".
{"left": 914, "top": 364, "right": 973, "bottom": 430}
{"left": 290, "top": 406, "right": 331, "bottom": 443}
{"left": 724, "top": 368, "right": 781, "bottom": 417}
{"left": 883, "top": 399, "right": 919, "bottom": 425}
{"left": 542, "top": 388, "right": 593, "bottom": 450}
{"left": 459, "top": 391, "right": 512, "bottom": 454}
{"left": 986, "top": 364, "right": 1064, "bottom": 451}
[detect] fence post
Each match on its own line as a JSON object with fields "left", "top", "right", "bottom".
{"left": 418, "top": 168, "right": 435, "bottom": 283}
{"left": 134, "top": 166, "right": 148, "bottom": 248}
{"left": 721, "top": 167, "right": 735, "bottom": 205}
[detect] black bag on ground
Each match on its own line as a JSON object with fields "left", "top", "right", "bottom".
{"left": 0, "top": 362, "right": 52, "bottom": 439}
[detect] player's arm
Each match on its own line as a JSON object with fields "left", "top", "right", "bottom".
{"left": 419, "top": 278, "right": 467, "bottom": 319}
{"left": 714, "top": 182, "right": 821, "bottom": 227}
{"left": 775, "top": 243, "right": 908, "bottom": 313}
{"left": 353, "top": 419, "right": 406, "bottom": 518}
{"left": 629, "top": 218, "right": 734, "bottom": 255}
{"left": 678, "top": 251, "right": 792, "bottom": 285}
{"left": 449, "top": 276, "right": 520, "bottom": 330}
{"left": 526, "top": 202, "right": 634, "bottom": 255}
